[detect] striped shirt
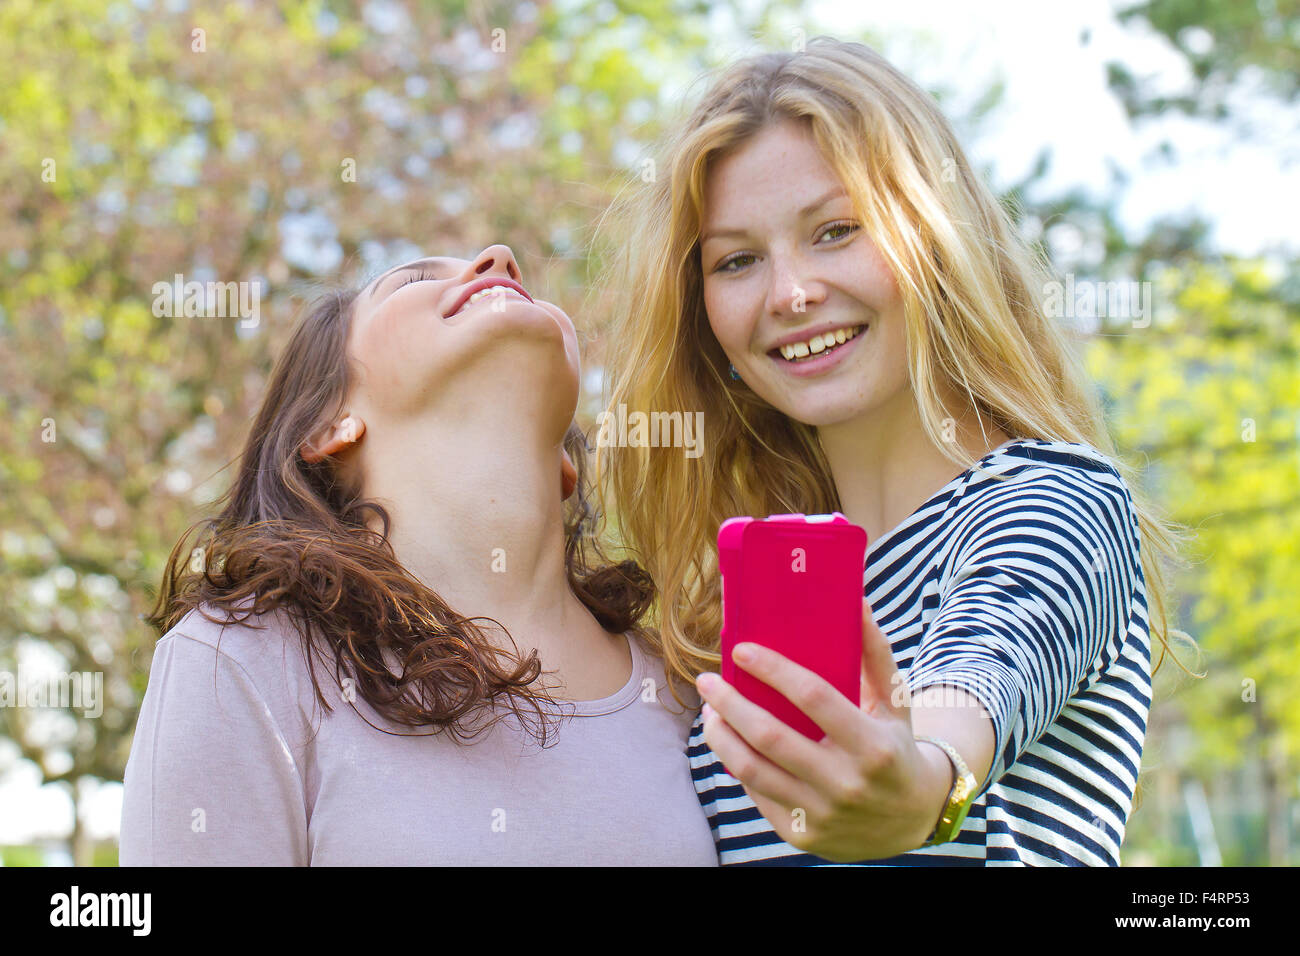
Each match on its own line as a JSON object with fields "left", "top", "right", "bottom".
{"left": 688, "top": 438, "right": 1152, "bottom": 866}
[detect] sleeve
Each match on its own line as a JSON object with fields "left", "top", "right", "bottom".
{"left": 119, "top": 633, "right": 311, "bottom": 865}
{"left": 903, "top": 468, "right": 1141, "bottom": 797}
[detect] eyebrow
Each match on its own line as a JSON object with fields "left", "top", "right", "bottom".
{"left": 700, "top": 187, "right": 849, "bottom": 244}
{"left": 362, "top": 257, "right": 461, "bottom": 302}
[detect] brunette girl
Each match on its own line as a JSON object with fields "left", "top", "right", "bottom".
{"left": 120, "top": 244, "right": 716, "bottom": 865}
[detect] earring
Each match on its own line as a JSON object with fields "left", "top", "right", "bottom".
{"left": 729, "top": 363, "right": 742, "bottom": 382}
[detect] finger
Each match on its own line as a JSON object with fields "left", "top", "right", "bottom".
{"left": 859, "top": 599, "right": 907, "bottom": 718}
{"left": 725, "top": 643, "right": 875, "bottom": 755}
{"left": 696, "top": 671, "right": 828, "bottom": 783}
{"left": 700, "top": 701, "right": 816, "bottom": 810}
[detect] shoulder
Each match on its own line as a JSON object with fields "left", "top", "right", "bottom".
{"left": 152, "top": 603, "right": 335, "bottom": 723}
{"left": 949, "top": 440, "right": 1139, "bottom": 537}
{"left": 961, "top": 439, "right": 1130, "bottom": 496}
{"left": 937, "top": 440, "right": 1146, "bottom": 600}
{"left": 161, "top": 603, "right": 308, "bottom": 677}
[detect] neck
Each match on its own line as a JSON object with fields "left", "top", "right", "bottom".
{"left": 816, "top": 386, "right": 1008, "bottom": 544}
{"left": 357, "top": 410, "right": 594, "bottom": 655}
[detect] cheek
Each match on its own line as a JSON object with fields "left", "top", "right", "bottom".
{"left": 350, "top": 306, "right": 440, "bottom": 407}
{"left": 357, "top": 312, "right": 415, "bottom": 375}
{"left": 703, "top": 280, "right": 749, "bottom": 352}
{"left": 861, "top": 244, "right": 904, "bottom": 305}
{"left": 871, "top": 310, "right": 912, "bottom": 392}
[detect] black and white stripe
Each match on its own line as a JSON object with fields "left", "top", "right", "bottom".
{"left": 688, "top": 439, "right": 1152, "bottom": 866}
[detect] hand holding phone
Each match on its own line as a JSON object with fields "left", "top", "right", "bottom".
{"left": 718, "top": 513, "right": 868, "bottom": 740}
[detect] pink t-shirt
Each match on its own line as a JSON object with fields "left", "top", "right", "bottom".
{"left": 119, "top": 606, "right": 717, "bottom": 866}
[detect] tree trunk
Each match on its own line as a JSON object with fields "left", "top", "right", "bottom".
{"left": 68, "top": 778, "right": 92, "bottom": 867}
{"left": 1265, "top": 734, "right": 1290, "bottom": 865}
{"left": 1253, "top": 707, "right": 1288, "bottom": 865}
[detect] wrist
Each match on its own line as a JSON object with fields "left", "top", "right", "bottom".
{"left": 913, "top": 738, "right": 957, "bottom": 848}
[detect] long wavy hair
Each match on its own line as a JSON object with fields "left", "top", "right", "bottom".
{"left": 594, "top": 37, "right": 1197, "bottom": 689}
{"left": 149, "top": 287, "right": 654, "bottom": 746}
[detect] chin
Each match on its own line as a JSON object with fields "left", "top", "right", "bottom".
{"left": 440, "top": 301, "right": 581, "bottom": 416}
{"left": 754, "top": 385, "right": 871, "bottom": 429}
{"left": 448, "top": 333, "right": 580, "bottom": 409}
{"left": 498, "top": 300, "right": 580, "bottom": 353}
{"left": 781, "top": 404, "right": 867, "bottom": 428}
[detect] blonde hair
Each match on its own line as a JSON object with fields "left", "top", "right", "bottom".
{"left": 593, "top": 37, "right": 1199, "bottom": 695}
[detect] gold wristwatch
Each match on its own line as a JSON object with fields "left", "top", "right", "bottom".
{"left": 915, "top": 735, "right": 978, "bottom": 846}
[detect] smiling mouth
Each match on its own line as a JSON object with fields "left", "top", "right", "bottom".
{"left": 769, "top": 324, "right": 867, "bottom": 363}
{"left": 448, "top": 284, "right": 531, "bottom": 318}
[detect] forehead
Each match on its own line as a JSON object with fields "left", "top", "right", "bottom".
{"left": 702, "top": 124, "right": 843, "bottom": 217}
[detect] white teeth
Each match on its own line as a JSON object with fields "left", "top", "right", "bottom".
{"left": 776, "top": 325, "right": 864, "bottom": 362}
{"left": 457, "top": 285, "right": 524, "bottom": 315}
{"left": 468, "top": 285, "right": 517, "bottom": 303}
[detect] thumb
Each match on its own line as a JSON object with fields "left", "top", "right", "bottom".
{"left": 859, "top": 598, "right": 906, "bottom": 719}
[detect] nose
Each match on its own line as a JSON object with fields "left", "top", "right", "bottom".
{"left": 764, "top": 246, "right": 824, "bottom": 320}
{"left": 468, "top": 244, "right": 522, "bottom": 284}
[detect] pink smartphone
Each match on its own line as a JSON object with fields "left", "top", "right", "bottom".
{"left": 718, "top": 513, "right": 868, "bottom": 740}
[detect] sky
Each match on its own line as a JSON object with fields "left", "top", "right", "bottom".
{"left": 2, "top": 0, "right": 1296, "bottom": 856}
{"left": 801, "top": 0, "right": 1297, "bottom": 257}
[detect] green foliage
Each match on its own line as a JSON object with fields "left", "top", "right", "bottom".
{"left": 1087, "top": 256, "right": 1300, "bottom": 863}
{"left": 1109, "top": 0, "right": 1300, "bottom": 143}
{"left": 0, "top": 845, "right": 46, "bottom": 867}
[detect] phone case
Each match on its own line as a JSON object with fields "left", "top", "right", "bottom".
{"left": 718, "top": 513, "right": 868, "bottom": 740}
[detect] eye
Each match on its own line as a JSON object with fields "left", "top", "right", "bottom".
{"left": 818, "top": 221, "right": 859, "bottom": 243}
{"left": 396, "top": 268, "right": 439, "bottom": 290}
{"left": 714, "top": 253, "right": 757, "bottom": 274}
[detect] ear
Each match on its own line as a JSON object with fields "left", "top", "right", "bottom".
{"left": 300, "top": 416, "right": 366, "bottom": 464}
{"left": 560, "top": 447, "right": 578, "bottom": 501}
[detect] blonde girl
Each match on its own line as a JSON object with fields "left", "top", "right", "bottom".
{"left": 596, "top": 38, "right": 1192, "bottom": 865}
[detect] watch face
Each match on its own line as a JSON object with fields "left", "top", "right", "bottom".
{"left": 954, "top": 774, "right": 976, "bottom": 803}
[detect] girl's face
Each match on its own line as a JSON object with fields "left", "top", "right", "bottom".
{"left": 699, "top": 119, "right": 910, "bottom": 428}
{"left": 347, "top": 244, "right": 580, "bottom": 427}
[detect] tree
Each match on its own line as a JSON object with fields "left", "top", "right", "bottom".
{"left": 1086, "top": 256, "right": 1300, "bottom": 864}
{"left": 0, "top": 0, "right": 729, "bottom": 863}
{"left": 1108, "top": 0, "right": 1300, "bottom": 158}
